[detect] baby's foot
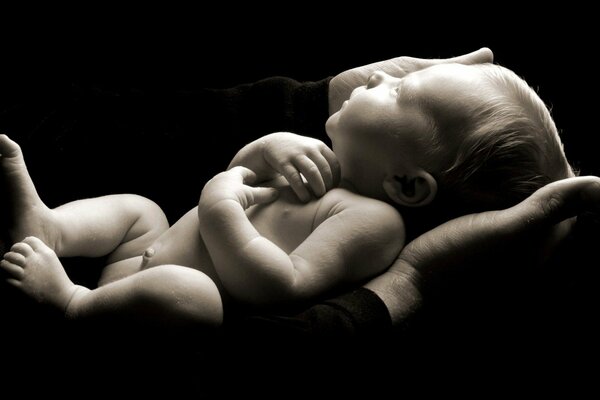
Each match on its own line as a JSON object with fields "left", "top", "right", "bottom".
{"left": 0, "top": 134, "right": 61, "bottom": 250}
{"left": 0, "top": 236, "right": 81, "bottom": 311}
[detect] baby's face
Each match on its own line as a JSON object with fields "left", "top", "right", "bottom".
{"left": 326, "top": 63, "right": 489, "bottom": 197}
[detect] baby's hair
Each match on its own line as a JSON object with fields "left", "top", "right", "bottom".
{"left": 435, "top": 63, "right": 573, "bottom": 213}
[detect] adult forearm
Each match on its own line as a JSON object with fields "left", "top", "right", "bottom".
{"left": 364, "top": 261, "right": 423, "bottom": 327}
{"left": 368, "top": 176, "right": 600, "bottom": 328}
{"left": 198, "top": 200, "right": 295, "bottom": 305}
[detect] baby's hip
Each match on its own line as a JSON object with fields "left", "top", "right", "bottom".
{"left": 141, "top": 207, "right": 222, "bottom": 285}
{"left": 101, "top": 207, "right": 233, "bottom": 304}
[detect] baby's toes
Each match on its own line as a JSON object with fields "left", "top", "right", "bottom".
{"left": 0, "top": 259, "right": 24, "bottom": 281}
{"left": 22, "top": 236, "right": 51, "bottom": 252}
{"left": 3, "top": 251, "right": 26, "bottom": 267}
{"left": 10, "top": 242, "right": 34, "bottom": 257}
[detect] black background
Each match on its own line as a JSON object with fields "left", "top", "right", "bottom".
{"left": 1, "top": 9, "right": 598, "bottom": 390}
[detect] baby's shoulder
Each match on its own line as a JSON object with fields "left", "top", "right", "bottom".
{"left": 316, "top": 188, "right": 404, "bottom": 227}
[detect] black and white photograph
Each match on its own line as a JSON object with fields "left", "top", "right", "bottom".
{"left": 1, "top": 11, "right": 597, "bottom": 395}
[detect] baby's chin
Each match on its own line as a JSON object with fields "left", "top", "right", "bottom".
{"left": 325, "top": 112, "right": 340, "bottom": 141}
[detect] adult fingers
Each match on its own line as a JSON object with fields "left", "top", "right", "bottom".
{"left": 511, "top": 176, "right": 600, "bottom": 229}
{"left": 392, "top": 176, "right": 600, "bottom": 278}
{"left": 390, "top": 47, "right": 494, "bottom": 75}
{"left": 441, "top": 47, "right": 494, "bottom": 65}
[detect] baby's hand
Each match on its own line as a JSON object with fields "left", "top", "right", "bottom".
{"left": 200, "top": 166, "right": 279, "bottom": 211}
{"left": 228, "top": 132, "right": 340, "bottom": 203}
{"left": 260, "top": 132, "right": 340, "bottom": 202}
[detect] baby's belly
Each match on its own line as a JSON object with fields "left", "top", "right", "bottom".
{"left": 143, "top": 207, "right": 222, "bottom": 287}
{"left": 143, "top": 189, "right": 319, "bottom": 296}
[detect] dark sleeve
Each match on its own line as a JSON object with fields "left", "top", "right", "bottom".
{"left": 181, "top": 76, "right": 332, "bottom": 141}
{"left": 0, "top": 75, "right": 332, "bottom": 151}
{"left": 230, "top": 288, "right": 393, "bottom": 339}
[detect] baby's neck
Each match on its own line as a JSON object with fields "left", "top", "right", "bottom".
{"left": 338, "top": 179, "right": 359, "bottom": 193}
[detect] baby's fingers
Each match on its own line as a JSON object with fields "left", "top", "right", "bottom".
{"left": 319, "top": 147, "right": 341, "bottom": 190}
{"left": 295, "top": 155, "right": 327, "bottom": 198}
{"left": 305, "top": 152, "right": 335, "bottom": 193}
{"left": 280, "top": 163, "right": 311, "bottom": 203}
{"left": 244, "top": 186, "right": 279, "bottom": 209}
{"left": 228, "top": 166, "right": 258, "bottom": 184}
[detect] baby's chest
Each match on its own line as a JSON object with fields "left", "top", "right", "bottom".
{"left": 246, "top": 188, "right": 322, "bottom": 254}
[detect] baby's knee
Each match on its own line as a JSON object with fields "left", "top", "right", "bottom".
{"left": 136, "top": 265, "right": 223, "bottom": 327}
{"left": 123, "top": 194, "right": 169, "bottom": 232}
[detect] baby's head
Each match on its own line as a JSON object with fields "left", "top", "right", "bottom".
{"left": 326, "top": 63, "right": 573, "bottom": 218}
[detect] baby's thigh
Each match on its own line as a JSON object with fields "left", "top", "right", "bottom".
{"left": 99, "top": 255, "right": 144, "bottom": 286}
{"left": 130, "top": 264, "right": 223, "bottom": 327}
{"left": 99, "top": 207, "right": 209, "bottom": 286}
{"left": 105, "top": 194, "right": 170, "bottom": 265}
{"left": 98, "top": 264, "right": 223, "bottom": 328}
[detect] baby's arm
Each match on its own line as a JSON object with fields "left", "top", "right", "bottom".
{"left": 228, "top": 132, "right": 340, "bottom": 202}
{"left": 198, "top": 169, "right": 404, "bottom": 305}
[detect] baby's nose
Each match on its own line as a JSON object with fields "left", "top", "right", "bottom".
{"left": 366, "top": 71, "right": 387, "bottom": 89}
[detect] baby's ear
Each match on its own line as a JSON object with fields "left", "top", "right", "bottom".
{"left": 383, "top": 170, "right": 437, "bottom": 207}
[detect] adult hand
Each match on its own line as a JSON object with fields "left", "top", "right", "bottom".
{"left": 328, "top": 47, "right": 494, "bottom": 115}
{"left": 365, "top": 176, "right": 600, "bottom": 326}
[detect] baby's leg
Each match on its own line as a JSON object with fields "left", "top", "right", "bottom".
{"left": 53, "top": 194, "right": 169, "bottom": 261}
{"left": 0, "top": 134, "right": 168, "bottom": 263}
{"left": 1, "top": 237, "right": 222, "bottom": 327}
